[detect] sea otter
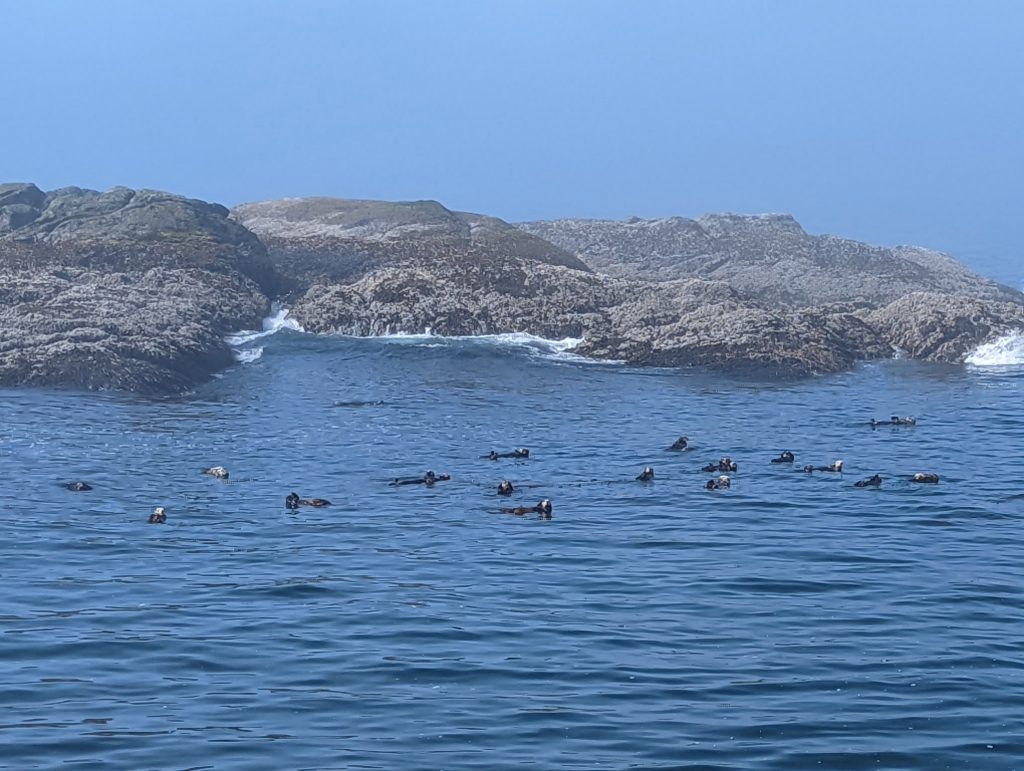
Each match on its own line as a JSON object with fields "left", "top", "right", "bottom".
{"left": 870, "top": 415, "right": 917, "bottom": 427}
{"left": 501, "top": 499, "right": 552, "bottom": 517}
{"left": 64, "top": 481, "right": 93, "bottom": 491}
{"left": 668, "top": 436, "right": 690, "bottom": 451}
{"left": 286, "top": 492, "right": 332, "bottom": 508}
{"left": 481, "top": 448, "right": 530, "bottom": 460}
{"left": 202, "top": 466, "right": 229, "bottom": 480}
{"left": 807, "top": 460, "right": 844, "bottom": 473}
{"left": 854, "top": 474, "right": 882, "bottom": 488}
{"left": 770, "top": 451, "right": 795, "bottom": 464}
{"left": 497, "top": 479, "right": 514, "bottom": 496}
{"left": 912, "top": 472, "right": 940, "bottom": 484}
{"left": 148, "top": 507, "right": 167, "bottom": 524}
{"left": 390, "top": 471, "right": 451, "bottom": 487}
{"left": 637, "top": 466, "right": 655, "bottom": 482}
{"left": 706, "top": 475, "right": 730, "bottom": 490}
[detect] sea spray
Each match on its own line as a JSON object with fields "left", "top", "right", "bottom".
{"left": 344, "top": 329, "right": 616, "bottom": 364}
{"left": 965, "top": 330, "right": 1024, "bottom": 367}
{"left": 226, "top": 304, "right": 305, "bottom": 356}
{"left": 227, "top": 304, "right": 304, "bottom": 345}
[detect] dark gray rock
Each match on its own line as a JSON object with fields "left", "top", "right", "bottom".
{"left": 232, "top": 196, "right": 590, "bottom": 294}
{"left": 517, "top": 214, "right": 1023, "bottom": 308}
{"left": 0, "top": 183, "right": 274, "bottom": 394}
{"left": 864, "top": 293, "right": 1024, "bottom": 362}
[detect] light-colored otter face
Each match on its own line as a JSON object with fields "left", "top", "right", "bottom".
{"left": 913, "top": 472, "right": 925, "bottom": 481}
{"left": 718, "top": 475, "right": 730, "bottom": 485}
{"left": 835, "top": 460, "right": 844, "bottom": 471}
{"left": 540, "top": 499, "right": 552, "bottom": 512}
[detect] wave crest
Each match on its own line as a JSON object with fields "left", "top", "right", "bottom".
{"left": 965, "top": 331, "right": 1024, "bottom": 367}
{"left": 226, "top": 304, "right": 304, "bottom": 348}
{"left": 351, "top": 329, "right": 615, "bottom": 364}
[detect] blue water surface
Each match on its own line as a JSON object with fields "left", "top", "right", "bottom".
{"left": 1, "top": 331, "right": 1022, "bottom": 770}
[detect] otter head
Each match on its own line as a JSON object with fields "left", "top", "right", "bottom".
{"left": 835, "top": 460, "right": 844, "bottom": 472}
{"left": 518, "top": 448, "right": 530, "bottom": 457}
{"left": 718, "top": 475, "right": 730, "bottom": 486}
{"left": 539, "top": 499, "right": 552, "bottom": 515}
{"left": 644, "top": 466, "right": 654, "bottom": 476}
{"left": 913, "top": 472, "right": 925, "bottom": 482}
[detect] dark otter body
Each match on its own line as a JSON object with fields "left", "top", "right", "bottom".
{"left": 390, "top": 471, "right": 451, "bottom": 487}
{"left": 497, "top": 480, "right": 514, "bottom": 496}
{"left": 668, "top": 436, "right": 690, "bottom": 451}
{"left": 637, "top": 466, "right": 655, "bottom": 482}
{"left": 807, "top": 461, "right": 844, "bottom": 473}
{"left": 481, "top": 448, "right": 530, "bottom": 460}
{"left": 871, "top": 415, "right": 917, "bottom": 428}
{"left": 912, "top": 473, "right": 940, "bottom": 484}
{"left": 771, "top": 451, "right": 795, "bottom": 464}
{"left": 286, "top": 492, "right": 331, "bottom": 508}
{"left": 855, "top": 474, "right": 882, "bottom": 488}
{"left": 65, "top": 481, "right": 92, "bottom": 491}
{"left": 704, "top": 457, "right": 737, "bottom": 473}
{"left": 501, "top": 499, "right": 552, "bottom": 518}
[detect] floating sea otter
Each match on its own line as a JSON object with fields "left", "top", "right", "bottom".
{"left": 870, "top": 415, "right": 917, "bottom": 427}
{"left": 148, "top": 507, "right": 167, "bottom": 524}
{"left": 803, "top": 460, "right": 844, "bottom": 473}
{"left": 703, "top": 457, "right": 737, "bottom": 473}
{"left": 497, "top": 480, "right": 514, "bottom": 496}
{"left": 911, "top": 472, "right": 940, "bottom": 484}
{"left": 481, "top": 448, "right": 530, "bottom": 460}
{"left": 854, "top": 474, "right": 882, "bottom": 488}
{"left": 500, "top": 499, "right": 552, "bottom": 518}
{"left": 770, "top": 451, "right": 795, "bottom": 464}
{"left": 286, "top": 492, "right": 332, "bottom": 508}
{"left": 668, "top": 436, "right": 690, "bottom": 451}
{"left": 636, "top": 466, "right": 655, "bottom": 482}
{"left": 202, "top": 466, "right": 229, "bottom": 480}
{"left": 706, "top": 475, "right": 730, "bottom": 490}
{"left": 390, "top": 471, "right": 451, "bottom": 487}
{"left": 65, "top": 481, "right": 93, "bottom": 491}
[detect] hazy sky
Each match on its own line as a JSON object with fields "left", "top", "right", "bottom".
{"left": 3, "top": 1, "right": 1021, "bottom": 278}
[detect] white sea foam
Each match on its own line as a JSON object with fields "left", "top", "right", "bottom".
{"left": 355, "top": 329, "right": 617, "bottom": 364}
{"left": 233, "top": 346, "right": 264, "bottom": 364}
{"left": 965, "top": 331, "right": 1024, "bottom": 367}
{"left": 225, "top": 304, "right": 304, "bottom": 347}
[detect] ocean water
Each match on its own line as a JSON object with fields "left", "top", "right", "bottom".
{"left": 1, "top": 325, "right": 1022, "bottom": 770}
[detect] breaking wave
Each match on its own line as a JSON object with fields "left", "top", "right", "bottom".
{"left": 226, "top": 304, "right": 304, "bottom": 361}
{"left": 353, "top": 329, "right": 616, "bottom": 364}
{"left": 965, "top": 331, "right": 1024, "bottom": 367}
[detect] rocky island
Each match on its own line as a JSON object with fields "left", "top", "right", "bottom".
{"left": 2, "top": 181, "right": 1021, "bottom": 394}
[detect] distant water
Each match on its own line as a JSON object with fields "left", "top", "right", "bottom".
{"left": 2, "top": 326, "right": 1023, "bottom": 770}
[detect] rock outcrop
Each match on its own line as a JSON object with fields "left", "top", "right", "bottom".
{"left": 232, "top": 197, "right": 588, "bottom": 295}
{"left": 517, "top": 214, "right": 1022, "bottom": 308}
{"left": 0, "top": 183, "right": 272, "bottom": 393}
{"left": 3, "top": 182, "right": 1021, "bottom": 394}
